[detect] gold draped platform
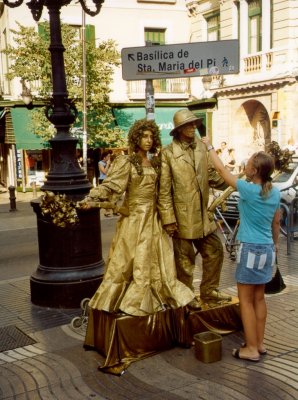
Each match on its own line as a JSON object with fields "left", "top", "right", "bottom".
{"left": 84, "top": 297, "right": 242, "bottom": 375}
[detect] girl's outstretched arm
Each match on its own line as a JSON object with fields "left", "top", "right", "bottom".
{"left": 202, "top": 136, "right": 238, "bottom": 189}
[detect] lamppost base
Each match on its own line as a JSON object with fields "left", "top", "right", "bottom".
{"left": 30, "top": 267, "right": 103, "bottom": 308}
{"left": 30, "top": 199, "right": 105, "bottom": 308}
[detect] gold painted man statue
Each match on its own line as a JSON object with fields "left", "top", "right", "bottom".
{"left": 158, "top": 109, "right": 232, "bottom": 309}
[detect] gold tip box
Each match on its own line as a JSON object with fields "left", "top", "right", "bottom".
{"left": 193, "top": 332, "right": 222, "bottom": 363}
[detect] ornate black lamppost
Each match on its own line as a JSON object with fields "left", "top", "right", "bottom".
{"left": 4, "top": 0, "right": 105, "bottom": 307}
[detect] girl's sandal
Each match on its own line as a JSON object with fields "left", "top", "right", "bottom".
{"left": 241, "top": 342, "right": 267, "bottom": 355}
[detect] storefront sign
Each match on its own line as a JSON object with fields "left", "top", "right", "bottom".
{"left": 16, "top": 150, "right": 23, "bottom": 181}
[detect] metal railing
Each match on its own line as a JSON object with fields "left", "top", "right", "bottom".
{"left": 280, "top": 197, "right": 298, "bottom": 255}
{"left": 127, "top": 78, "right": 190, "bottom": 99}
{"left": 243, "top": 51, "right": 273, "bottom": 73}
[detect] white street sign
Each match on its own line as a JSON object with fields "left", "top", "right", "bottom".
{"left": 121, "top": 40, "right": 239, "bottom": 81}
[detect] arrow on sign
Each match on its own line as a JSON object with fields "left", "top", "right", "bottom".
{"left": 128, "top": 54, "right": 135, "bottom": 61}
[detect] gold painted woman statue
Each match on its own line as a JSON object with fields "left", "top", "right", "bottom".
{"left": 82, "top": 119, "right": 194, "bottom": 317}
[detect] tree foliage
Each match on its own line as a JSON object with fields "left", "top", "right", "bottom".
{"left": 3, "top": 21, "right": 127, "bottom": 148}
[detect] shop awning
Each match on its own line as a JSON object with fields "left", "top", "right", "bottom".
{"left": 112, "top": 106, "right": 187, "bottom": 146}
{"left": 10, "top": 108, "right": 46, "bottom": 150}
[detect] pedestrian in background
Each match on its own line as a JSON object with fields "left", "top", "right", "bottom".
{"left": 98, "top": 151, "right": 111, "bottom": 185}
{"left": 219, "top": 141, "right": 230, "bottom": 166}
{"left": 202, "top": 135, "right": 280, "bottom": 362}
{"left": 226, "top": 148, "right": 236, "bottom": 172}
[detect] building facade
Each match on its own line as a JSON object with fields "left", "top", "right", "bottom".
{"left": 186, "top": 0, "right": 298, "bottom": 165}
{"left": 1, "top": 0, "right": 297, "bottom": 189}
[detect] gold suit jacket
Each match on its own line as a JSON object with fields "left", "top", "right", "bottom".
{"left": 158, "top": 136, "right": 225, "bottom": 239}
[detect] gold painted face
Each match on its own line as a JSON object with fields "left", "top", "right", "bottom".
{"left": 139, "top": 130, "right": 154, "bottom": 152}
{"left": 178, "top": 121, "right": 196, "bottom": 142}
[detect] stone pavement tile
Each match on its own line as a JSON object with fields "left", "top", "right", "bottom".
{"left": 0, "top": 188, "right": 297, "bottom": 399}
{"left": 61, "top": 344, "right": 182, "bottom": 400}
{"left": 0, "top": 288, "right": 297, "bottom": 400}
{"left": 32, "top": 326, "right": 82, "bottom": 352}
{"left": 0, "top": 278, "right": 80, "bottom": 335}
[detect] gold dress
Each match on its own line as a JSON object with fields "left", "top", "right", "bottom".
{"left": 87, "top": 155, "right": 194, "bottom": 316}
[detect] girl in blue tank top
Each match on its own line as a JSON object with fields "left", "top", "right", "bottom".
{"left": 202, "top": 137, "right": 280, "bottom": 363}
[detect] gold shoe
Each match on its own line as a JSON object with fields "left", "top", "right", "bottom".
{"left": 187, "top": 298, "right": 202, "bottom": 310}
{"left": 201, "top": 289, "right": 232, "bottom": 302}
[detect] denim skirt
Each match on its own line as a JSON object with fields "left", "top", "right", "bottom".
{"left": 235, "top": 242, "right": 275, "bottom": 284}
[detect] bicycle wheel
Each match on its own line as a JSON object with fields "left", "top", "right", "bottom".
{"left": 227, "top": 220, "right": 240, "bottom": 259}
{"left": 230, "top": 240, "right": 240, "bottom": 260}
{"left": 279, "top": 204, "right": 288, "bottom": 237}
{"left": 71, "top": 316, "right": 82, "bottom": 329}
{"left": 80, "top": 297, "right": 90, "bottom": 310}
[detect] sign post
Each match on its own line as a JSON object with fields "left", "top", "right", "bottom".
{"left": 145, "top": 41, "right": 156, "bottom": 121}
{"left": 145, "top": 79, "right": 155, "bottom": 121}
{"left": 121, "top": 40, "right": 239, "bottom": 81}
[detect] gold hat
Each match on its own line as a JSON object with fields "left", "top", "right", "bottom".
{"left": 170, "top": 109, "right": 202, "bottom": 136}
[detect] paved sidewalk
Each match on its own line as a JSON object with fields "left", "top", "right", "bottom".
{"left": 0, "top": 191, "right": 298, "bottom": 399}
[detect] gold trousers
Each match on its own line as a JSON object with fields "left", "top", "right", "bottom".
{"left": 173, "top": 232, "right": 224, "bottom": 298}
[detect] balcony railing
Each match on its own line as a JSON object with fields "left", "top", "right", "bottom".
{"left": 244, "top": 51, "right": 273, "bottom": 73}
{"left": 127, "top": 78, "right": 190, "bottom": 100}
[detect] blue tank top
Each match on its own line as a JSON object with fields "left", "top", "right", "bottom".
{"left": 236, "top": 179, "right": 280, "bottom": 244}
